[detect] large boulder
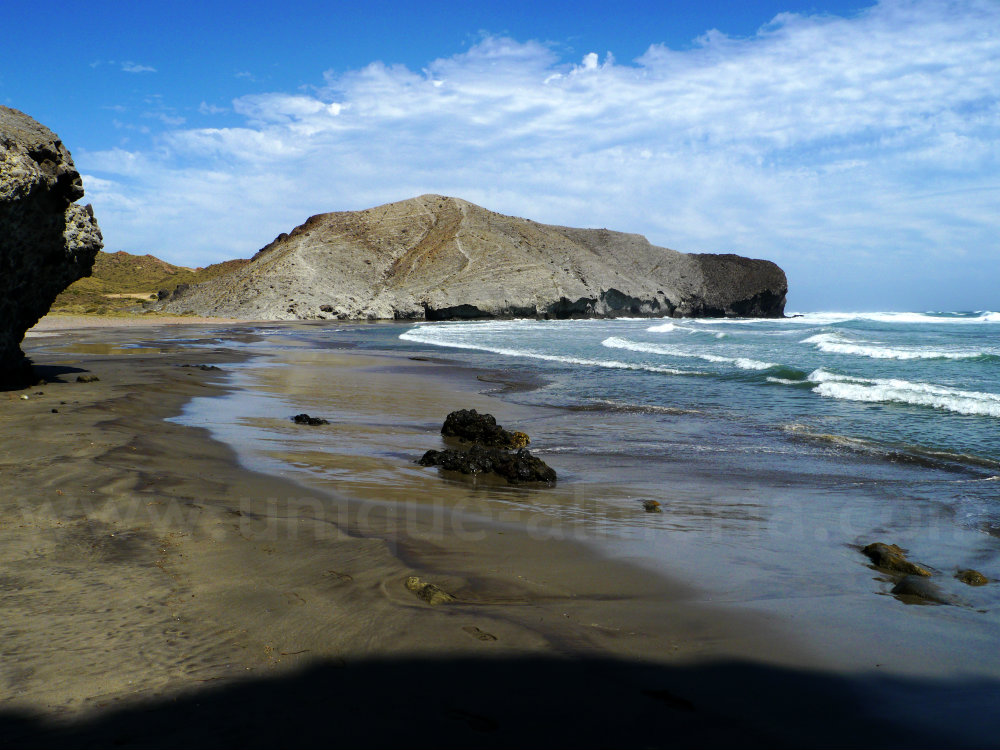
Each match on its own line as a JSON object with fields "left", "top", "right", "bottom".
{"left": 0, "top": 106, "right": 102, "bottom": 386}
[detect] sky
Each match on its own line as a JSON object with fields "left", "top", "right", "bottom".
{"left": 3, "top": 0, "right": 998, "bottom": 312}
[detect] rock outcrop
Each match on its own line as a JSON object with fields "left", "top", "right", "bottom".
{"left": 418, "top": 409, "right": 557, "bottom": 485}
{"left": 154, "top": 195, "right": 786, "bottom": 321}
{"left": 1, "top": 106, "right": 102, "bottom": 386}
{"left": 442, "top": 408, "right": 530, "bottom": 449}
{"left": 419, "top": 444, "right": 558, "bottom": 485}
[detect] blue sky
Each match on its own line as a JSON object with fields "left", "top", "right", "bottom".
{"left": 3, "top": 0, "right": 998, "bottom": 311}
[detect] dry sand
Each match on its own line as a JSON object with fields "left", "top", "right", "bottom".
{"left": 0, "top": 320, "right": 983, "bottom": 747}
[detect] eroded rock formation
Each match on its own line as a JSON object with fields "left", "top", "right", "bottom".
{"left": 0, "top": 106, "right": 102, "bottom": 386}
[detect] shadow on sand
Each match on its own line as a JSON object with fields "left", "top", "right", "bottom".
{"left": 2, "top": 655, "right": 997, "bottom": 749}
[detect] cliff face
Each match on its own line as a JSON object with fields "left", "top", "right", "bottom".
{"left": 0, "top": 106, "right": 103, "bottom": 385}
{"left": 156, "top": 195, "right": 786, "bottom": 321}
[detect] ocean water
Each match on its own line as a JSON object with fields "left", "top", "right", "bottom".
{"left": 400, "top": 311, "right": 1000, "bottom": 488}
{"left": 170, "top": 311, "right": 1000, "bottom": 679}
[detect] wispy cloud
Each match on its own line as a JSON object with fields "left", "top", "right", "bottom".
{"left": 198, "top": 102, "right": 227, "bottom": 115}
{"left": 80, "top": 0, "right": 1000, "bottom": 309}
{"left": 121, "top": 61, "right": 156, "bottom": 74}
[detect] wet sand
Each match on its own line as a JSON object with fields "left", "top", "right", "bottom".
{"left": 1, "top": 321, "right": 996, "bottom": 747}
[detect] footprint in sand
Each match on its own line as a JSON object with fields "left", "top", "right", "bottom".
{"left": 323, "top": 570, "right": 354, "bottom": 583}
{"left": 462, "top": 625, "right": 497, "bottom": 641}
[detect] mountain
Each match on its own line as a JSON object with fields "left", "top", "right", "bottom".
{"left": 52, "top": 251, "right": 248, "bottom": 314}
{"left": 154, "top": 195, "right": 787, "bottom": 320}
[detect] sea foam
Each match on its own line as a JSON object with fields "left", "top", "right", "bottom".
{"left": 686, "top": 311, "right": 1000, "bottom": 325}
{"left": 400, "top": 327, "right": 699, "bottom": 376}
{"left": 602, "top": 336, "right": 777, "bottom": 370}
{"left": 808, "top": 369, "right": 1000, "bottom": 418}
{"left": 801, "top": 333, "right": 990, "bottom": 361}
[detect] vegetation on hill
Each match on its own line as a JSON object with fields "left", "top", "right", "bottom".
{"left": 52, "top": 251, "right": 248, "bottom": 315}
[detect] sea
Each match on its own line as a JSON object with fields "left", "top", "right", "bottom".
{"left": 173, "top": 310, "right": 1000, "bottom": 680}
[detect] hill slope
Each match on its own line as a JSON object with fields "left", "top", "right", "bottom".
{"left": 155, "top": 195, "right": 787, "bottom": 320}
{"left": 53, "top": 251, "right": 248, "bottom": 314}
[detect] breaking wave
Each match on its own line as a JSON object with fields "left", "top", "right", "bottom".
{"left": 801, "top": 333, "right": 993, "bottom": 361}
{"left": 808, "top": 368, "right": 1000, "bottom": 418}
{"left": 687, "top": 311, "right": 1000, "bottom": 325}
{"left": 601, "top": 336, "right": 777, "bottom": 371}
{"left": 400, "top": 326, "right": 701, "bottom": 376}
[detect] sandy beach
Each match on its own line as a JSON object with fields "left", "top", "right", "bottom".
{"left": 1, "top": 317, "right": 996, "bottom": 748}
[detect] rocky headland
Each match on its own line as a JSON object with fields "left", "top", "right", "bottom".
{"left": 154, "top": 195, "right": 786, "bottom": 321}
{"left": 0, "top": 106, "right": 102, "bottom": 386}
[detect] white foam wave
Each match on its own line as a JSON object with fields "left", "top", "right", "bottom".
{"left": 400, "top": 327, "right": 699, "bottom": 376}
{"left": 646, "top": 322, "right": 678, "bottom": 333}
{"left": 601, "top": 336, "right": 777, "bottom": 370}
{"left": 801, "top": 333, "right": 988, "bottom": 360}
{"left": 646, "top": 321, "right": 726, "bottom": 337}
{"left": 688, "top": 311, "right": 1000, "bottom": 325}
{"left": 807, "top": 369, "right": 1000, "bottom": 418}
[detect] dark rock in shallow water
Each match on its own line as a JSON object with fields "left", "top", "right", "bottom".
{"left": 292, "top": 413, "right": 329, "bottom": 426}
{"left": 641, "top": 500, "right": 662, "bottom": 513}
{"left": 181, "top": 364, "right": 222, "bottom": 371}
{"left": 418, "top": 445, "right": 556, "bottom": 485}
{"left": 861, "top": 542, "right": 932, "bottom": 577}
{"left": 956, "top": 569, "right": 989, "bottom": 586}
{"left": 441, "top": 408, "right": 530, "bottom": 449}
{"left": 0, "top": 106, "right": 103, "bottom": 388}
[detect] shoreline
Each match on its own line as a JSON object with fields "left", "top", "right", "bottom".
{"left": 3, "top": 321, "right": 997, "bottom": 746}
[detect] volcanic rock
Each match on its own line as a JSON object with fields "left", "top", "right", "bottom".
{"left": 1, "top": 106, "right": 102, "bottom": 386}
{"left": 441, "top": 408, "right": 529, "bottom": 448}
{"left": 153, "top": 195, "right": 786, "bottom": 321}
{"left": 418, "top": 445, "right": 557, "bottom": 485}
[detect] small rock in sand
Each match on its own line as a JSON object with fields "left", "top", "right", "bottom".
{"left": 76, "top": 374, "right": 100, "bottom": 383}
{"left": 405, "top": 576, "right": 455, "bottom": 605}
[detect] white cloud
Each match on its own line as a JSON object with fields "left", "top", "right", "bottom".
{"left": 79, "top": 0, "right": 1000, "bottom": 310}
{"left": 121, "top": 61, "right": 156, "bottom": 74}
